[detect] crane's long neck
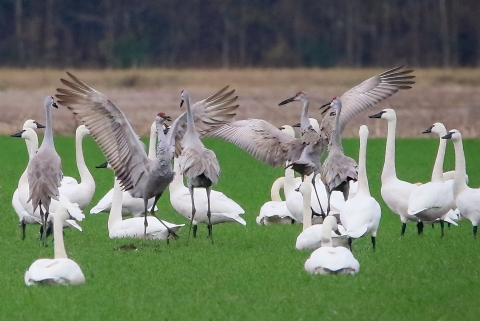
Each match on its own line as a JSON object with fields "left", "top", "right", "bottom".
{"left": 300, "top": 99, "right": 311, "bottom": 130}
{"left": 185, "top": 96, "right": 199, "bottom": 139}
{"left": 148, "top": 122, "right": 157, "bottom": 160}
{"left": 452, "top": 138, "right": 468, "bottom": 196}
{"left": 54, "top": 211, "right": 68, "bottom": 259}
{"left": 431, "top": 134, "right": 447, "bottom": 182}
{"left": 320, "top": 221, "right": 333, "bottom": 248}
{"left": 357, "top": 131, "right": 370, "bottom": 196}
{"left": 270, "top": 177, "right": 285, "bottom": 201}
{"left": 75, "top": 130, "right": 94, "bottom": 189}
{"left": 108, "top": 178, "right": 123, "bottom": 231}
{"left": 382, "top": 117, "right": 397, "bottom": 181}
{"left": 44, "top": 105, "right": 55, "bottom": 147}
{"left": 330, "top": 103, "right": 343, "bottom": 152}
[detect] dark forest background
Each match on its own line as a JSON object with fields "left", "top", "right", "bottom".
{"left": 0, "top": 0, "right": 477, "bottom": 68}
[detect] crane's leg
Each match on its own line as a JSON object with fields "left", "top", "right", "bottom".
{"left": 371, "top": 236, "right": 376, "bottom": 251}
{"left": 39, "top": 201, "right": 47, "bottom": 247}
{"left": 326, "top": 190, "right": 332, "bottom": 216}
{"left": 440, "top": 220, "right": 445, "bottom": 238}
{"left": 193, "top": 224, "right": 198, "bottom": 238}
{"left": 474, "top": 225, "right": 477, "bottom": 239}
{"left": 45, "top": 221, "right": 53, "bottom": 239}
{"left": 19, "top": 219, "right": 26, "bottom": 240}
{"left": 148, "top": 194, "right": 179, "bottom": 240}
{"left": 348, "top": 237, "right": 353, "bottom": 252}
{"left": 206, "top": 186, "right": 213, "bottom": 245}
{"left": 187, "top": 185, "right": 196, "bottom": 246}
{"left": 311, "top": 174, "right": 326, "bottom": 219}
{"left": 342, "top": 184, "right": 350, "bottom": 202}
{"left": 143, "top": 198, "right": 149, "bottom": 236}
{"left": 432, "top": 224, "right": 435, "bottom": 229}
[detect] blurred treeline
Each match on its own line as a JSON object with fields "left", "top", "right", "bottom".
{"left": 0, "top": 0, "right": 477, "bottom": 68}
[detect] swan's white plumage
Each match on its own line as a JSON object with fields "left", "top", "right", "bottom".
{"left": 296, "top": 224, "right": 348, "bottom": 250}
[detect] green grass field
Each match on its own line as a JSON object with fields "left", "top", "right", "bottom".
{"left": 1, "top": 134, "right": 479, "bottom": 320}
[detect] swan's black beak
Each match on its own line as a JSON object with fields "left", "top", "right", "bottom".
{"left": 96, "top": 162, "right": 108, "bottom": 169}
{"left": 11, "top": 129, "right": 25, "bottom": 137}
{"left": 279, "top": 96, "right": 296, "bottom": 106}
{"left": 35, "top": 122, "right": 46, "bottom": 129}
{"left": 422, "top": 125, "right": 433, "bottom": 134}
{"left": 442, "top": 132, "right": 453, "bottom": 140}
{"left": 162, "top": 115, "right": 172, "bottom": 121}
{"left": 291, "top": 122, "right": 301, "bottom": 128}
{"left": 368, "top": 111, "right": 385, "bottom": 118}
{"left": 334, "top": 228, "right": 342, "bottom": 236}
{"left": 52, "top": 101, "right": 58, "bottom": 108}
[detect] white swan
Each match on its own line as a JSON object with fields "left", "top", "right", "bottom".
{"left": 369, "top": 109, "right": 422, "bottom": 235}
{"left": 24, "top": 204, "right": 85, "bottom": 285}
{"left": 109, "top": 177, "right": 184, "bottom": 239}
{"left": 90, "top": 121, "right": 158, "bottom": 217}
{"left": 442, "top": 129, "right": 480, "bottom": 237}
{"left": 57, "top": 125, "right": 95, "bottom": 209}
{"left": 170, "top": 157, "right": 245, "bottom": 236}
{"left": 256, "top": 177, "right": 295, "bottom": 225}
{"left": 304, "top": 216, "right": 359, "bottom": 275}
{"left": 12, "top": 126, "right": 84, "bottom": 237}
{"left": 408, "top": 123, "right": 455, "bottom": 236}
{"left": 340, "top": 125, "right": 381, "bottom": 249}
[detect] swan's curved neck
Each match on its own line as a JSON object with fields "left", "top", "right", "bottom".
{"left": 283, "top": 162, "right": 296, "bottom": 196}
{"left": 54, "top": 212, "right": 68, "bottom": 259}
{"left": 270, "top": 177, "right": 285, "bottom": 201}
{"left": 108, "top": 178, "right": 124, "bottom": 231}
{"left": 431, "top": 134, "right": 447, "bottom": 182}
{"left": 452, "top": 138, "right": 468, "bottom": 196}
{"left": 301, "top": 179, "right": 312, "bottom": 230}
{"left": 170, "top": 158, "right": 184, "bottom": 190}
{"left": 19, "top": 134, "right": 39, "bottom": 188}
{"left": 321, "top": 222, "right": 333, "bottom": 247}
{"left": 148, "top": 122, "right": 157, "bottom": 160}
{"left": 382, "top": 117, "right": 397, "bottom": 180}
{"left": 75, "top": 131, "right": 94, "bottom": 188}
{"left": 357, "top": 131, "right": 370, "bottom": 196}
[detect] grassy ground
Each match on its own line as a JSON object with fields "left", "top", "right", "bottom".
{"left": 0, "top": 134, "right": 480, "bottom": 320}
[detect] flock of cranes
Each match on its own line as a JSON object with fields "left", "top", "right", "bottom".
{"left": 9, "top": 66, "right": 480, "bottom": 284}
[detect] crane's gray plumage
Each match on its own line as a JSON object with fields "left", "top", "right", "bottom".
{"left": 27, "top": 96, "right": 62, "bottom": 244}
{"left": 179, "top": 90, "right": 221, "bottom": 244}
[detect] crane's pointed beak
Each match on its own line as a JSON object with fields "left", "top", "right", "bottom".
{"left": 180, "top": 99, "right": 184, "bottom": 108}
{"left": 279, "top": 96, "right": 296, "bottom": 106}
{"left": 422, "top": 125, "right": 433, "bottom": 134}
{"left": 321, "top": 106, "right": 331, "bottom": 115}
{"left": 442, "top": 132, "right": 453, "bottom": 140}
{"left": 291, "top": 122, "right": 301, "bottom": 128}
{"left": 96, "top": 162, "right": 108, "bottom": 169}
{"left": 11, "top": 129, "right": 25, "bottom": 137}
{"left": 368, "top": 111, "right": 385, "bottom": 118}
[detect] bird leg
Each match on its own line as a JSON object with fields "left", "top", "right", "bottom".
{"left": 371, "top": 236, "right": 376, "bottom": 251}
{"left": 326, "top": 190, "right": 332, "bottom": 215}
{"left": 417, "top": 221, "right": 424, "bottom": 235}
{"left": 19, "top": 219, "right": 26, "bottom": 240}
{"left": 474, "top": 226, "right": 477, "bottom": 239}
{"left": 45, "top": 221, "right": 53, "bottom": 239}
{"left": 147, "top": 194, "right": 179, "bottom": 240}
{"left": 440, "top": 220, "right": 445, "bottom": 238}
{"left": 311, "top": 174, "right": 326, "bottom": 219}
{"left": 187, "top": 185, "right": 196, "bottom": 245}
{"left": 348, "top": 237, "right": 353, "bottom": 252}
{"left": 401, "top": 223, "right": 406, "bottom": 236}
{"left": 193, "top": 224, "right": 198, "bottom": 238}
{"left": 39, "top": 202, "right": 47, "bottom": 247}
{"left": 206, "top": 186, "right": 214, "bottom": 245}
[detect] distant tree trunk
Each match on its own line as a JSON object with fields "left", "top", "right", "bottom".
{"left": 380, "top": 1, "right": 391, "bottom": 66}
{"left": 345, "top": 1, "right": 355, "bottom": 66}
{"left": 103, "top": 0, "right": 115, "bottom": 67}
{"left": 411, "top": 0, "right": 421, "bottom": 66}
{"left": 222, "top": 10, "right": 230, "bottom": 68}
{"left": 44, "top": 0, "right": 56, "bottom": 66}
{"left": 238, "top": 2, "right": 247, "bottom": 67}
{"left": 450, "top": 0, "right": 460, "bottom": 66}
{"left": 439, "top": 0, "right": 450, "bottom": 67}
{"left": 15, "top": 0, "right": 25, "bottom": 66}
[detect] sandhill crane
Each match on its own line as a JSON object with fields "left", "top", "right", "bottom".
{"left": 206, "top": 66, "right": 414, "bottom": 197}
{"left": 179, "top": 90, "right": 221, "bottom": 244}
{"left": 27, "top": 96, "right": 62, "bottom": 245}
{"left": 24, "top": 204, "right": 85, "bottom": 286}
{"left": 56, "top": 72, "right": 238, "bottom": 237}
{"left": 11, "top": 119, "right": 45, "bottom": 238}
{"left": 442, "top": 129, "right": 480, "bottom": 238}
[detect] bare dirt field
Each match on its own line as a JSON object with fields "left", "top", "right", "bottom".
{"left": 0, "top": 68, "right": 479, "bottom": 137}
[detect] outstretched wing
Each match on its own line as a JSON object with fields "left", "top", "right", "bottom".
{"left": 337, "top": 66, "right": 415, "bottom": 133}
{"left": 167, "top": 86, "right": 239, "bottom": 156}
{"left": 206, "top": 119, "right": 305, "bottom": 167}
{"left": 56, "top": 72, "right": 151, "bottom": 193}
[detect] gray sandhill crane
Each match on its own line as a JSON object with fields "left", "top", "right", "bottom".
{"left": 55, "top": 72, "right": 238, "bottom": 236}
{"left": 279, "top": 92, "right": 328, "bottom": 216}
{"left": 27, "top": 96, "right": 62, "bottom": 245}
{"left": 179, "top": 90, "right": 220, "bottom": 245}
{"left": 318, "top": 66, "right": 415, "bottom": 213}
{"left": 206, "top": 66, "right": 414, "bottom": 199}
